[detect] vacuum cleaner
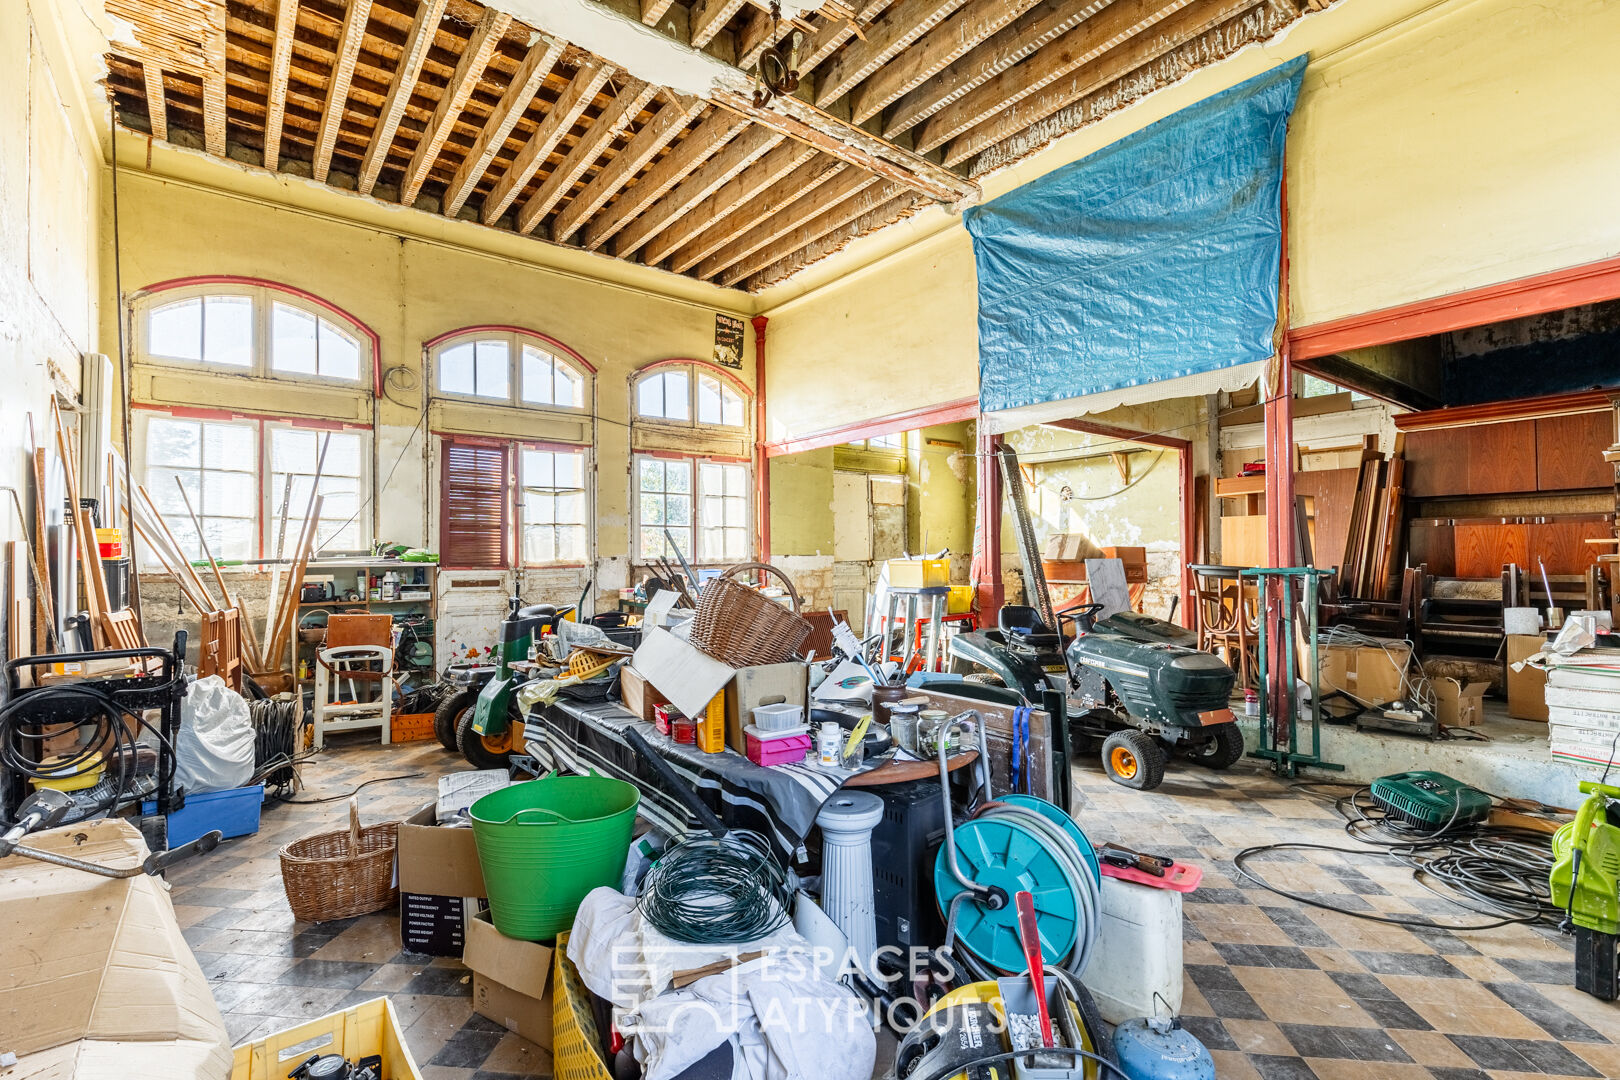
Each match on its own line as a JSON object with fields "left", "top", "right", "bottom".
{"left": 1550, "top": 780, "right": 1620, "bottom": 1000}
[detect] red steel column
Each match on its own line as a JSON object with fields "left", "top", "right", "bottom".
{"left": 752, "top": 315, "right": 770, "bottom": 563}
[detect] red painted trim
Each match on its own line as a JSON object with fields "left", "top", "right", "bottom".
{"left": 136, "top": 274, "right": 384, "bottom": 394}
{"left": 133, "top": 401, "right": 371, "bottom": 431}
{"left": 1392, "top": 388, "right": 1612, "bottom": 431}
{"left": 635, "top": 356, "right": 752, "bottom": 398}
{"left": 764, "top": 396, "right": 980, "bottom": 457}
{"left": 1288, "top": 253, "right": 1620, "bottom": 361}
{"left": 752, "top": 316, "right": 770, "bottom": 564}
{"left": 431, "top": 429, "right": 588, "bottom": 448}
{"left": 422, "top": 324, "right": 597, "bottom": 373}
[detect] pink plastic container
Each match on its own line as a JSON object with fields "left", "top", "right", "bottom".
{"left": 746, "top": 732, "right": 812, "bottom": 766}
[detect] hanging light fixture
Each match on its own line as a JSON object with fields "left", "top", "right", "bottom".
{"left": 753, "top": 3, "right": 805, "bottom": 107}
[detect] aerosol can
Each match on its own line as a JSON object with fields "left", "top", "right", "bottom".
{"left": 1550, "top": 780, "right": 1620, "bottom": 1000}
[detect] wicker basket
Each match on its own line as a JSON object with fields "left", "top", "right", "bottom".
{"left": 279, "top": 796, "right": 399, "bottom": 923}
{"left": 689, "top": 562, "right": 812, "bottom": 667}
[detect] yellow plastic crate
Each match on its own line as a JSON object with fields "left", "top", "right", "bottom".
{"left": 554, "top": 933, "right": 613, "bottom": 1080}
{"left": 946, "top": 585, "right": 975, "bottom": 614}
{"left": 231, "top": 998, "right": 420, "bottom": 1080}
{"left": 887, "top": 558, "right": 949, "bottom": 588}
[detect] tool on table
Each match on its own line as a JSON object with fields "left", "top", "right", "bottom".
{"left": 1549, "top": 780, "right": 1620, "bottom": 1000}
{"left": 0, "top": 790, "right": 220, "bottom": 877}
{"left": 1015, "top": 890, "right": 1055, "bottom": 1048}
{"left": 1098, "top": 843, "right": 1172, "bottom": 878}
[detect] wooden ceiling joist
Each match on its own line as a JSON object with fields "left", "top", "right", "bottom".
{"left": 358, "top": 0, "right": 450, "bottom": 194}
{"left": 688, "top": 159, "right": 869, "bottom": 277}
{"left": 912, "top": 0, "right": 1193, "bottom": 154}
{"left": 942, "top": 0, "right": 1259, "bottom": 165}
{"left": 484, "top": 60, "right": 614, "bottom": 224}
{"left": 721, "top": 177, "right": 902, "bottom": 285}
{"left": 615, "top": 126, "right": 782, "bottom": 258}
{"left": 312, "top": 0, "right": 376, "bottom": 181}
{"left": 690, "top": 0, "right": 752, "bottom": 48}
{"left": 550, "top": 93, "right": 707, "bottom": 244}
{"left": 749, "top": 190, "right": 921, "bottom": 288}
{"left": 441, "top": 33, "right": 565, "bottom": 217}
{"left": 666, "top": 155, "right": 845, "bottom": 274}
{"left": 641, "top": 0, "right": 679, "bottom": 25}
{"left": 849, "top": 0, "right": 1042, "bottom": 124}
{"left": 580, "top": 107, "right": 749, "bottom": 251}
{"left": 639, "top": 135, "right": 815, "bottom": 267}
{"left": 813, "top": 0, "right": 968, "bottom": 108}
{"left": 518, "top": 76, "right": 658, "bottom": 235}
{"left": 260, "top": 0, "right": 301, "bottom": 169}
{"left": 144, "top": 64, "right": 169, "bottom": 141}
{"left": 882, "top": 0, "right": 1104, "bottom": 139}
{"left": 202, "top": 1, "right": 229, "bottom": 155}
{"left": 399, "top": 6, "right": 511, "bottom": 205}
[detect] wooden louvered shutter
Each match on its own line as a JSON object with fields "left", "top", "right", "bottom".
{"left": 440, "top": 440, "right": 510, "bottom": 568}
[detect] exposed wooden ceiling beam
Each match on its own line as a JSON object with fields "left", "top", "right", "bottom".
{"left": 973, "top": 0, "right": 1295, "bottom": 170}
{"left": 581, "top": 107, "right": 750, "bottom": 250}
{"left": 712, "top": 88, "right": 976, "bottom": 203}
{"left": 144, "top": 65, "right": 169, "bottom": 141}
{"left": 358, "top": 0, "right": 448, "bottom": 194}
{"left": 639, "top": 135, "right": 815, "bottom": 267}
{"left": 550, "top": 93, "right": 706, "bottom": 243}
{"left": 641, "top": 0, "right": 678, "bottom": 25}
{"left": 261, "top": 0, "right": 300, "bottom": 167}
{"left": 441, "top": 33, "right": 565, "bottom": 217}
{"left": 848, "top": 0, "right": 1041, "bottom": 123}
{"left": 667, "top": 155, "right": 839, "bottom": 273}
{"left": 799, "top": 0, "right": 899, "bottom": 72}
{"left": 748, "top": 190, "right": 921, "bottom": 288}
{"left": 202, "top": 2, "right": 229, "bottom": 155}
{"left": 615, "top": 126, "right": 782, "bottom": 258}
{"left": 517, "top": 76, "right": 658, "bottom": 235}
{"left": 721, "top": 177, "right": 902, "bottom": 284}
{"left": 690, "top": 0, "right": 751, "bottom": 48}
{"left": 883, "top": 0, "right": 1103, "bottom": 139}
{"left": 943, "top": 0, "right": 1256, "bottom": 165}
{"left": 399, "top": 6, "right": 510, "bottom": 206}
{"left": 814, "top": 0, "right": 967, "bottom": 108}
{"left": 698, "top": 165, "right": 876, "bottom": 280}
{"left": 913, "top": 0, "right": 1192, "bottom": 154}
{"left": 680, "top": 158, "right": 856, "bottom": 276}
{"left": 312, "top": 0, "right": 375, "bottom": 181}
{"left": 484, "top": 60, "right": 613, "bottom": 223}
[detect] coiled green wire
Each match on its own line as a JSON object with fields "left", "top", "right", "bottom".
{"left": 638, "top": 833, "right": 793, "bottom": 944}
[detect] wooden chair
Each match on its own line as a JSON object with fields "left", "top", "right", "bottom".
{"left": 199, "top": 608, "right": 242, "bottom": 692}
{"left": 313, "top": 614, "right": 395, "bottom": 749}
{"left": 1190, "top": 564, "right": 1254, "bottom": 688}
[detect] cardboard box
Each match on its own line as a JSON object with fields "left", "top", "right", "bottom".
{"left": 2, "top": 818, "right": 232, "bottom": 1079}
{"left": 633, "top": 626, "right": 737, "bottom": 719}
{"left": 398, "top": 803, "right": 488, "bottom": 956}
{"left": 620, "top": 664, "right": 668, "bottom": 723}
{"left": 1433, "top": 678, "right": 1489, "bottom": 726}
{"left": 1316, "top": 640, "right": 1412, "bottom": 706}
{"left": 724, "top": 660, "right": 809, "bottom": 751}
{"left": 465, "top": 910, "right": 554, "bottom": 1050}
{"left": 1506, "top": 634, "right": 1549, "bottom": 722}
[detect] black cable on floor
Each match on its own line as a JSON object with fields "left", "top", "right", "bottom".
{"left": 277, "top": 772, "right": 426, "bottom": 804}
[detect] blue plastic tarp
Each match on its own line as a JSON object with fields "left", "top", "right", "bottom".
{"left": 964, "top": 57, "right": 1307, "bottom": 415}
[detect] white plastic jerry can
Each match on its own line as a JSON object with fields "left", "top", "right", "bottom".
{"left": 1079, "top": 875, "right": 1183, "bottom": 1025}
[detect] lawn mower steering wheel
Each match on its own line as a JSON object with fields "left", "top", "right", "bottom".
{"left": 1057, "top": 603, "right": 1106, "bottom": 634}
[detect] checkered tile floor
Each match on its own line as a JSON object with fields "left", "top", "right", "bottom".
{"left": 168, "top": 736, "right": 1618, "bottom": 1080}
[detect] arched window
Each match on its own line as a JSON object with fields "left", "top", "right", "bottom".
{"left": 136, "top": 281, "right": 370, "bottom": 384}
{"left": 634, "top": 362, "right": 745, "bottom": 428}
{"left": 430, "top": 328, "right": 588, "bottom": 409}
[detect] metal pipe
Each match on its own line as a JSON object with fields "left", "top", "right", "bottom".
{"left": 936, "top": 710, "right": 1000, "bottom": 907}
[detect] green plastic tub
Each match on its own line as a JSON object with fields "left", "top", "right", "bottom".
{"left": 469, "top": 773, "right": 640, "bottom": 941}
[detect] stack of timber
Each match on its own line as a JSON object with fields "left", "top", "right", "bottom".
{"left": 1339, "top": 451, "right": 1406, "bottom": 600}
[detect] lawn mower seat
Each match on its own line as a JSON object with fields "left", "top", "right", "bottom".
{"left": 999, "top": 605, "right": 1061, "bottom": 651}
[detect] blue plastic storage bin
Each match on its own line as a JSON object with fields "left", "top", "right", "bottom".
{"left": 143, "top": 783, "right": 264, "bottom": 847}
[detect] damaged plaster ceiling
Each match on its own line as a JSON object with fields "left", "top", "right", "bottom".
{"left": 105, "top": 0, "right": 1322, "bottom": 292}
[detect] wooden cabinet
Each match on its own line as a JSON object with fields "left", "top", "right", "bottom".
{"left": 1405, "top": 421, "right": 1537, "bottom": 497}
{"left": 1528, "top": 516, "right": 1613, "bottom": 573}
{"left": 1406, "top": 520, "right": 1455, "bottom": 576}
{"left": 1536, "top": 411, "right": 1615, "bottom": 490}
{"left": 1453, "top": 521, "right": 1529, "bottom": 578}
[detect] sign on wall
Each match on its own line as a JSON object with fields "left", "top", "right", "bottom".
{"left": 713, "top": 313, "right": 744, "bottom": 369}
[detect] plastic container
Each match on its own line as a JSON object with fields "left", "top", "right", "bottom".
{"left": 671, "top": 717, "right": 697, "bottom": 744}
{"left": 696, "top": 694, "right": 726, "bottom": 754}
{"left": 1080, "top": 874, "right": 1183, "bottom": 1025}
{"left": 95, "top": 528, "right": 124, "bottom": 559}
{"left": 946, "top": 585, "right": 974, "bottom": 614}
{"left": 744, "top": 723, "right": 809, "bottom": 741}
{"left": 143, "top": 782, "right": 264, "bottom": 847}
{"left": 752, "top": 702, "right": 804, "bottom": 731}
{"left": 746, "top": 731, "right": 812, "bottom": 766}
{"left": 231, "top": 997, "right": 420, "bottom": 1080}
{"left": 469, "top": 774, "right": 639, "bottom": 940}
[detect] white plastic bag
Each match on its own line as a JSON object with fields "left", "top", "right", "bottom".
{"left": 176, "top": 675, "right": 255, "bottom": 794}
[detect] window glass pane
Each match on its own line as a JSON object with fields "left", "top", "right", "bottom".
{"left": 665, "top": 495, "right": 689, "bottom": 527}
{"left": 147, "top": 419, "right": 200, "bottom": 468}
{"left": 699, "top": 463, "right": 723, "bottom": 495}
{"left": 662, "top": 372, "right": 689, "bottom": 420}
{"left": 204, "top": 468, "right": 256, "bottom": 517}
{"left": 556, "top": 491, "right": 585, "bottom": 525}
{"left": 149, "top": 298, "right": 202, "bottom": 360}
{"left": 639, "top": 527, "right": 666, "bottom": 560}
{"left": 558, "top": 525, "right": 586, "bottom": 561}
{"left": 475, "top": 340, "right": 510, "bottom": 399}
{"left": 722, "top": 388, "right": 744, "bottom": 428}
{"left": 147, "top": 467, "right": 198, "bottom": 514}
{"left": 637, "top": 376, "right": 664, "bottom": 418}
{"left": 521, "top": 347, "right": 552, "bottom": 405}
{"left": 665, "top": 460, "right": 690, "bottom": 494}
{"left": 203, "top": 296, "right": 254, "bottom": 367}
{"left": 699, "top": 495, "right": 723, "bottom": 528}
{"left": 554, "top": 452, "right": 581, "bottom": 488}
{"left": 209, "top": 518, "right": 256, "bottom": 560}
{"left": 524, "top": 526, "right": 555, "bottom": 564}
{"left": 440, "top": 342, "right": 475, "bottom": 394}
{"left": 322, "top": 432, "right": 363, "bottom": 477}
{"left": 556, "top": 365, "right": 581, "bottom": 408}
{"left": 725, "top": 530, "right": 745, "bottom": 561}
{"left": 204, "top": 420, "right": 256, "bottom": 465}
{"left": 642, "top": 495, "right": 665, "bottom": 526}
{"left": 639, "top": 458, "right": 664, "bottom": 492}
{"left": 272, "top": 303, "right": 318, "bottom": 375}
{"left": 725, "top": 498, "right": 746, "bottom": 527}
{"left": 522, "top": 449, "right": 553, "bottom": 488}
{"left": 318, "top": 320, "right": 361, "bottom": 381}
{"left": 697, "top": 375, "right": 722, "bottom": 425}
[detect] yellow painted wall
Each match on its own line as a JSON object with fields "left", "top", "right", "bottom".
{"left": 100, "top": 165, "right": 756, "bottom": 578}
{"left": 0, "top": 0, "right": 104, "bottom": 648}
{"left": 757, "top": 0, "right": 1620, "bottom": 442}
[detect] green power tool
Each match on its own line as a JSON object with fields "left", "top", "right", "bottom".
{"left": 1549, "top": 780, "right": 1620, "bottom": 1000}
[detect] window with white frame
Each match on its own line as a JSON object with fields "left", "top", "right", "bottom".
{"left": 636, "top": 457, "right": 693, "bottom": 561}
{"left": 845, "top": 432, "right": 904, "bottom": 451}
{"left": 633, "top": 364, "right": 746, "bottom": 428}
{"left": 432, "top": 330, "right": 586, "bottom": 409}
{"left": 698, "top": 462, "right": 750, "bottom": 562}
{"left": 634, "top": 456, "right": 749, "bottom": 563}
{"left": 137, "top": 412, "right": 371, "bottom": 564}
{"left": 520, "top": 448, "right": 588, "bottom": 564}
{"left": 138, "top": 284, "right": 368, "bottom": 384}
